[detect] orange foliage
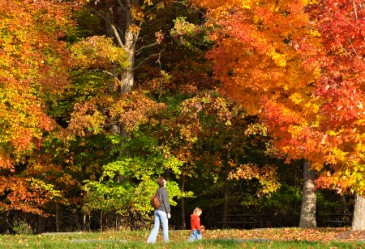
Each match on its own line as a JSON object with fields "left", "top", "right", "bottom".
{"left": 308, "top": 0, "right": 365, "bottom": 194}
{"left": 0, "top": 0, "right": 74, "bottom": 213}
{"left": 0, "top": 176, "right": 61, "bottom": 215}
{"left": 229, "top": 163, "right": 281, "bottom": 195}
{"left": 193, "top": 0, "right": 365, "bottom": 194}
{"left": 0, "top": 0, "right": 73, "bottom": 162}
{"left": 193, "top": 0, "right": 323, "bottom": 161}
{"left": 110, "top": 90, "right": 167, "bottom": 132}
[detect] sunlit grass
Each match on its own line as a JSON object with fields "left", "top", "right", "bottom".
{"left": 0, "top": 228, "right": 363, "bottom": 248}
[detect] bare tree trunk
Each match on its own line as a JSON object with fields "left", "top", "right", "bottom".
{"left": 120, "top": 67, "right": 134, "bottom": 93}
{"left": 115, "top": 213, "right": 118, "bottom": 230}
{"left": 299, "top": 160, "right": 317, "bottom": 228}
{"left": 55, "top": 203, "right": 60, "bottom": 232}
{"left": 119, "top": 5, "right": 138, "bottom": 94}
{"left": 100, "top": 210, "right": 103, "bottom": 233}
{"left": 181, "top": 174, "right": 186, "bottom": 229}
{"left": 37, "top": 215, "right": 45, "bottom": 233}
{"left": 352, "top": 194, "right": 365, "bottom": 230}
{"left": 83, "top": 213, "right": 86, "bottom": 231}
{"left": 120, "top": 38, "right": 135, "bottom": 93}
{"left": 222, "top": 152, "right": 231, "bottom": 228}
{"left": 222, "top": 179, "right": 229, "bottom": 228}
{"left": 340, "top": 195, "right": 348, "bottom": 212}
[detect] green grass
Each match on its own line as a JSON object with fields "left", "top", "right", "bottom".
{"left": 0, "top": 230, "right": 364, "bottom": 249}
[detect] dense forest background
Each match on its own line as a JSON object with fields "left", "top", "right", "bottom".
{"left": 1, "top": 0, "right": 364, "bottom": 234}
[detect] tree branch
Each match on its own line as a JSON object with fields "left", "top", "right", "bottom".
{"left": 133, "top": 49, "right": 165, "bottom": 71}
{"left": 136, "top": 41, "right": 159, "bottom": 55}
{"left": 116, "top": 0, "right": 128, "bottom": 13}
{"left": 71, "top": 69, "right": 117, "bottom": 79}
{"left": 86, "top": 5, "right": 126, "bottom": 49}
{"left": 348, "top": 39, "right": 360, "bottom": 58}
{"left": 353, "top": 0, "right": 358, "bottom": 20}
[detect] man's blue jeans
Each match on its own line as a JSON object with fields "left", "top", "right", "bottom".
{"left": 147, "top": 210, "right": 169, "bottom": 243}
{"left": 189, "top": 229, "right": 202, "bottom": 242}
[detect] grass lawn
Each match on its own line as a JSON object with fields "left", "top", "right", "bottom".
{"left": 0, "top": 228, "right": 364, "bottom": 248}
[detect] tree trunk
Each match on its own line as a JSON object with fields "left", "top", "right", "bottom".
{"left": 55, "top": 203, "right": 60, "bottom": 232}
{"left": 120, "top": 40, "right": 135, "bottom": 93}
{"left": 119, "top": 6, "right": 138, "bottom": 94}
{"left": 97, "top": 1, "right": 138, "bottom": 94}
{"left": 37, "top": 216, "right": 45, "bottom": 233}
{"left": 83, "top": 213, "right": 86, "bottom": 231}
{"left": 181, "top": 174, "right": 186, "bottom": 229}
{"left": 299, "top": 160, "right": 317, "bottom": 228}
{"left": 222, "top": 152, "right": 231, "bottom": 228}
{"left": 100, "top": 209, "right": 103, "bottom": 232}
{"left": 222, "top": 178, "right": 229, "bottom": 228}
{"left": 352, "top": 194, "right": 365, "bottom": 230}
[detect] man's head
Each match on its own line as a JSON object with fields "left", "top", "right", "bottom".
{"left": 157, "top": 176, "right": 166, "bottom": 187}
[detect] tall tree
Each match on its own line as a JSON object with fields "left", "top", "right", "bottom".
{"left": 192, "top": 0, "right": 365, "bottom": 230}
{"left": 62, "top": 0, "right": 214, "bottom": 230}
{"left": 0, "top": 0, "right": 74, "bottom": 215}
{"left": 74, "top": 0, "right": 175, "bottom": 93}
{"left": 154, "top": 91, "right": 280, "bottom": 227}
{"left": 308, "top": 0, "right": 365, "bottom": 231}
{"left": 190, "top": 0, "right": 322, "bottom": 228}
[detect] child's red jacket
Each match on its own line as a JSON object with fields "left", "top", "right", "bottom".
{"left": 190, "top": 214, "right": 201, "bottom": 230}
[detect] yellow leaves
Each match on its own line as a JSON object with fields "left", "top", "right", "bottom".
{"left": 179, "top": 124, "right": 199, "bottom": 143}
{"left": 289, "top": 93, "right": 304, "bottom": 104}
{"left": 316, "top": 160, "right": 365, "bottom": 195}
{"left": 240, "top": 0, "right": 253, "bottom": 9}
{"left": 0, "top": 151, "right": 14, "bottom": 170}
{"left": 253, "top": 15, "right": 261, "bottom": 24}
{"left": 0, "top": 0, "right": 73, "bottom": 171}
{"left": 302, "top": 0, "right": 318, "bottom": 5}
{"left": 170, "top": 17, "right": 200, "bottom": 38}
{"left": 310, "top": 29, "right": 321, "bottom": 38}
{"left": 128, "top": 24, "right": 141, "bottom": 33}
{"left": 229, "top": 163, "right": 258, "bottom": 180}
{"left": 331, "top": 148, "right": 348, "bottom": 163}
{"left": 328, "top": 129, "right": 342, "bottom": 136}
{"left": 70, "top": 36, "right": 129, "bottom": 71}
{"left": 228, "top": 163, "right": 281, "bottom": 196}
{"left": 130, "top": 5, "right": 144, "bottom": 22}
{"left": 311, "top": 161, "right": 324, "bottom": 171}
{"left": 109, "top": 90, "right": 167, "bottom": 132}
{"left": 57, "top": 173, "right": 78, "bottom": 187}
{"left": 287, "top": 125, "right": 305, "bottom": 138}
{"left": 67, "top": 100, "right": 107, "bottom": 137}
{"left": 267, "top": 49, "right": 287, "bottom": 67}
{"left": 143, "top": 0, "right": 153, "bottom": 6}
{"left": 313, "top": 67, "right": 321, "bottom": 79}
{"left": 245, "top": 123, "right": 268, "bottom": 136}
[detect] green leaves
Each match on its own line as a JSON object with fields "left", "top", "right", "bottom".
{"left": 81, "top": 126, "right": 184, "bottom": 217}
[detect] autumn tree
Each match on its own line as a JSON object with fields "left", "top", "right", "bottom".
{"left": 192, "top": 0, "right": 365, "bottom": 231}
{"left": 307, "top": 0, "right": 365, "bottom": 231}
{"left": 190, "top": 0, "right": 323, "bottom": 228}
{"left": 145, "top": 90, "right": 280, "bottom": 228}
{"left": 0, "top": 0, "right": 74, "bottom": 217}
{"left": 72, "top": 0, "right": 176, "bottom": 94}
{"left": 60, "top": 0, "right": 214, "bottom": 230}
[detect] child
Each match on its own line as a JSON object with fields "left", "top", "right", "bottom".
{"left": 189, "top": 207, "right": 204, "bottom": 242}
